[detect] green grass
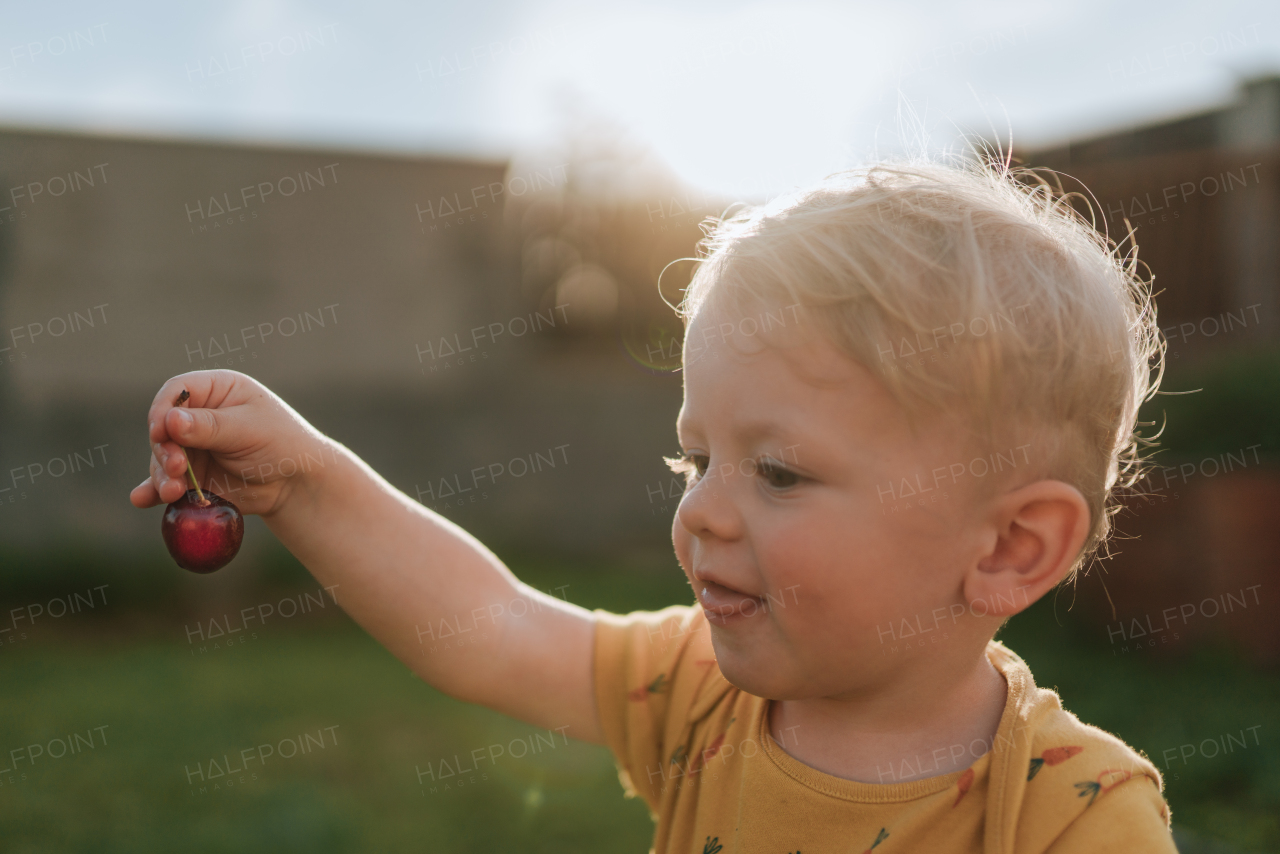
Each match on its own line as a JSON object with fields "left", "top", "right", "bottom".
{"left": 1, "top": 558, "right": 1276, "bottom": 852}
{"left": 0, "top": 555, "right": 691, "bottom": 854}
{"left": 0, "top": 622, "right": 659, "bottom": 854}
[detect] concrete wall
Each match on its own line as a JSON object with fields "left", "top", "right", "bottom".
{"left": 0, "top": 128, "right": 687, "bottom": 564}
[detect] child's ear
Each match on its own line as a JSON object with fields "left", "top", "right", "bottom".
{"left": 964, "top": 480, "right": 1091, "bottom": 618}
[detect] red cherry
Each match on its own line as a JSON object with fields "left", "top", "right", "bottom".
{"left": 162, "top": 488, "right": 244, "bottom": 573}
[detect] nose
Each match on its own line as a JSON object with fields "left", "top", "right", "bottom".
{"left": 675, "top": 462, "right": 746, "bottom": 543}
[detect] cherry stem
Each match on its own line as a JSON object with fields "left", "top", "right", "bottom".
{"left": 184, "top": 457, "right": 207, "bottom": 504}
{"left": 174, "top": 389, "right": 208, "bottom": 505}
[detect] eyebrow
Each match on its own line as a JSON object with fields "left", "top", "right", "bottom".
{"left": 678, "top": 414, "right": 800, "bottom": 448}
{"left": 736, "top": 420, "right": 799, "bottom": 446}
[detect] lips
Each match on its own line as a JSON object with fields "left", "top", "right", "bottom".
{"left": 695, "top": 576, "right": 768, "bottom": 625}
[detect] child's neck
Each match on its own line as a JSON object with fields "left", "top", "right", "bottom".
{"left": 768, "top": 648, "right": 1008, "bottom": 785}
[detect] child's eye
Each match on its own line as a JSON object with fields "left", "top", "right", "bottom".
{"left": 758, "top": 458, "right": 800, "bottom": 489}
{"left": 665, "top": 452, "right": 708, "bottom": 485}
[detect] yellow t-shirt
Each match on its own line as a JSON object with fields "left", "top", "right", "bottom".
{"left": 594, "top": 605, "right": 1176, "bottom": 854}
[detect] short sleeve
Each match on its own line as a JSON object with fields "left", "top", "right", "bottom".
{"left": 593, "top": 605, "right": 724, "bottom": 811}
{"left": 1040, "top": 775, "right": 1177, "bottom": 854}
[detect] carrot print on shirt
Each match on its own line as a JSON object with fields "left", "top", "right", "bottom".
{"left": 1074, "top": 768, "right": 1157, "bottom": 807}
{"left": 1027, "top": 745, "right": 1084, "bottom": 780}
{"left": 627, "top": 672, "right": 668, "bottom": 702}
{"left": 861, "top": 827, "right": 889, "bottom": 853}
{"left": 692, "top": 717, "right": 737, "bottom": 772}
{"left": 953, "top": 767, "right": 974, "bottom": 807}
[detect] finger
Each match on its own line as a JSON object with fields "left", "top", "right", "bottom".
{"left": 130, "top": 477, "right": 162, "bottom": 508}
{"left": 156, "top": 441, "right": 189, "bottom": 478}
{"left": 148, "top": 374, "right": 209, "bottom": 445}
{"left": 158, "top": 473, "right": 190, "bottom": 505}
{"left": 157, "top": 448, "right": 194, "bottom": 503}
{"left": 147, "top": 370, "right": 243, "bottom": 445}
{"left": 164, "top": 404, "right": 250, "bottom": 453}
{"left": 148, "top": 453, "right": 172, "bottom": 501}
{"left": 148, "top": 439, "right": 173, "bottom": 477}
{"left": 147, "top": 449, "right": 189, "bottom": 504}
{"left": 144, "top": 437, "right": 179, "bottom": 483}
{"left": 161, "top": 446, "right": 183, "bottom": 478}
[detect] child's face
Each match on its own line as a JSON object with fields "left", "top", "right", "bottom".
{"left": 673, "top": 302, "right": 998, "bottom": 701}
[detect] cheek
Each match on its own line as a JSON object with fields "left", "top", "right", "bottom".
{"left": 751, "top": 515, "right": 846, "bottom": 606}
{"left": 672, "top": 510, "right": 694, "bottom": 576}
{"left": 753, "top": 510, "right": 904, "bottom": 622}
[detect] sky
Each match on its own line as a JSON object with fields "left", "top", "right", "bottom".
{"left": 1, "top": 0, "right": 1278, "bottom": 197}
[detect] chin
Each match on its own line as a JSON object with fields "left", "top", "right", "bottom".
{"left": 709, "top": 633, "right": 807, "bottom": 700}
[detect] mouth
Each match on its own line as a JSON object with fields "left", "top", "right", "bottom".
{"left": 694, "top": 575, "right": 769, "bottom": 626}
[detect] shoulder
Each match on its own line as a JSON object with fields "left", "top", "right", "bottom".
{"left": 595, "top": 604, "right": 730, "bottom": 714}
{"left": 985, "top": 643, "right": 1173, "bottom": 854}
{"left": 593, "top": 605, "right": 736, "bottom": 805}
{"left": 1023, "top": 706, "right": 1164, "bottom": 810}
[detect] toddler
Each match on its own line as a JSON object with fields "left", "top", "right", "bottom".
{"left": 132, "top": 155, "right": 1176, "bottom": 853}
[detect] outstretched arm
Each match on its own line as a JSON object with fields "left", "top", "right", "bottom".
{"left": 131, "top": 370, "right": 604, "bottom": 743}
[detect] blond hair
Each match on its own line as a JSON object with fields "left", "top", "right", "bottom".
{"left": 676, "top": 155, "right": 1163, "bottom": 578}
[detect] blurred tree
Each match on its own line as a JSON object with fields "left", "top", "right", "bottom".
{"left": 503, "top": 93, "right": 732, "bottom": 373}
